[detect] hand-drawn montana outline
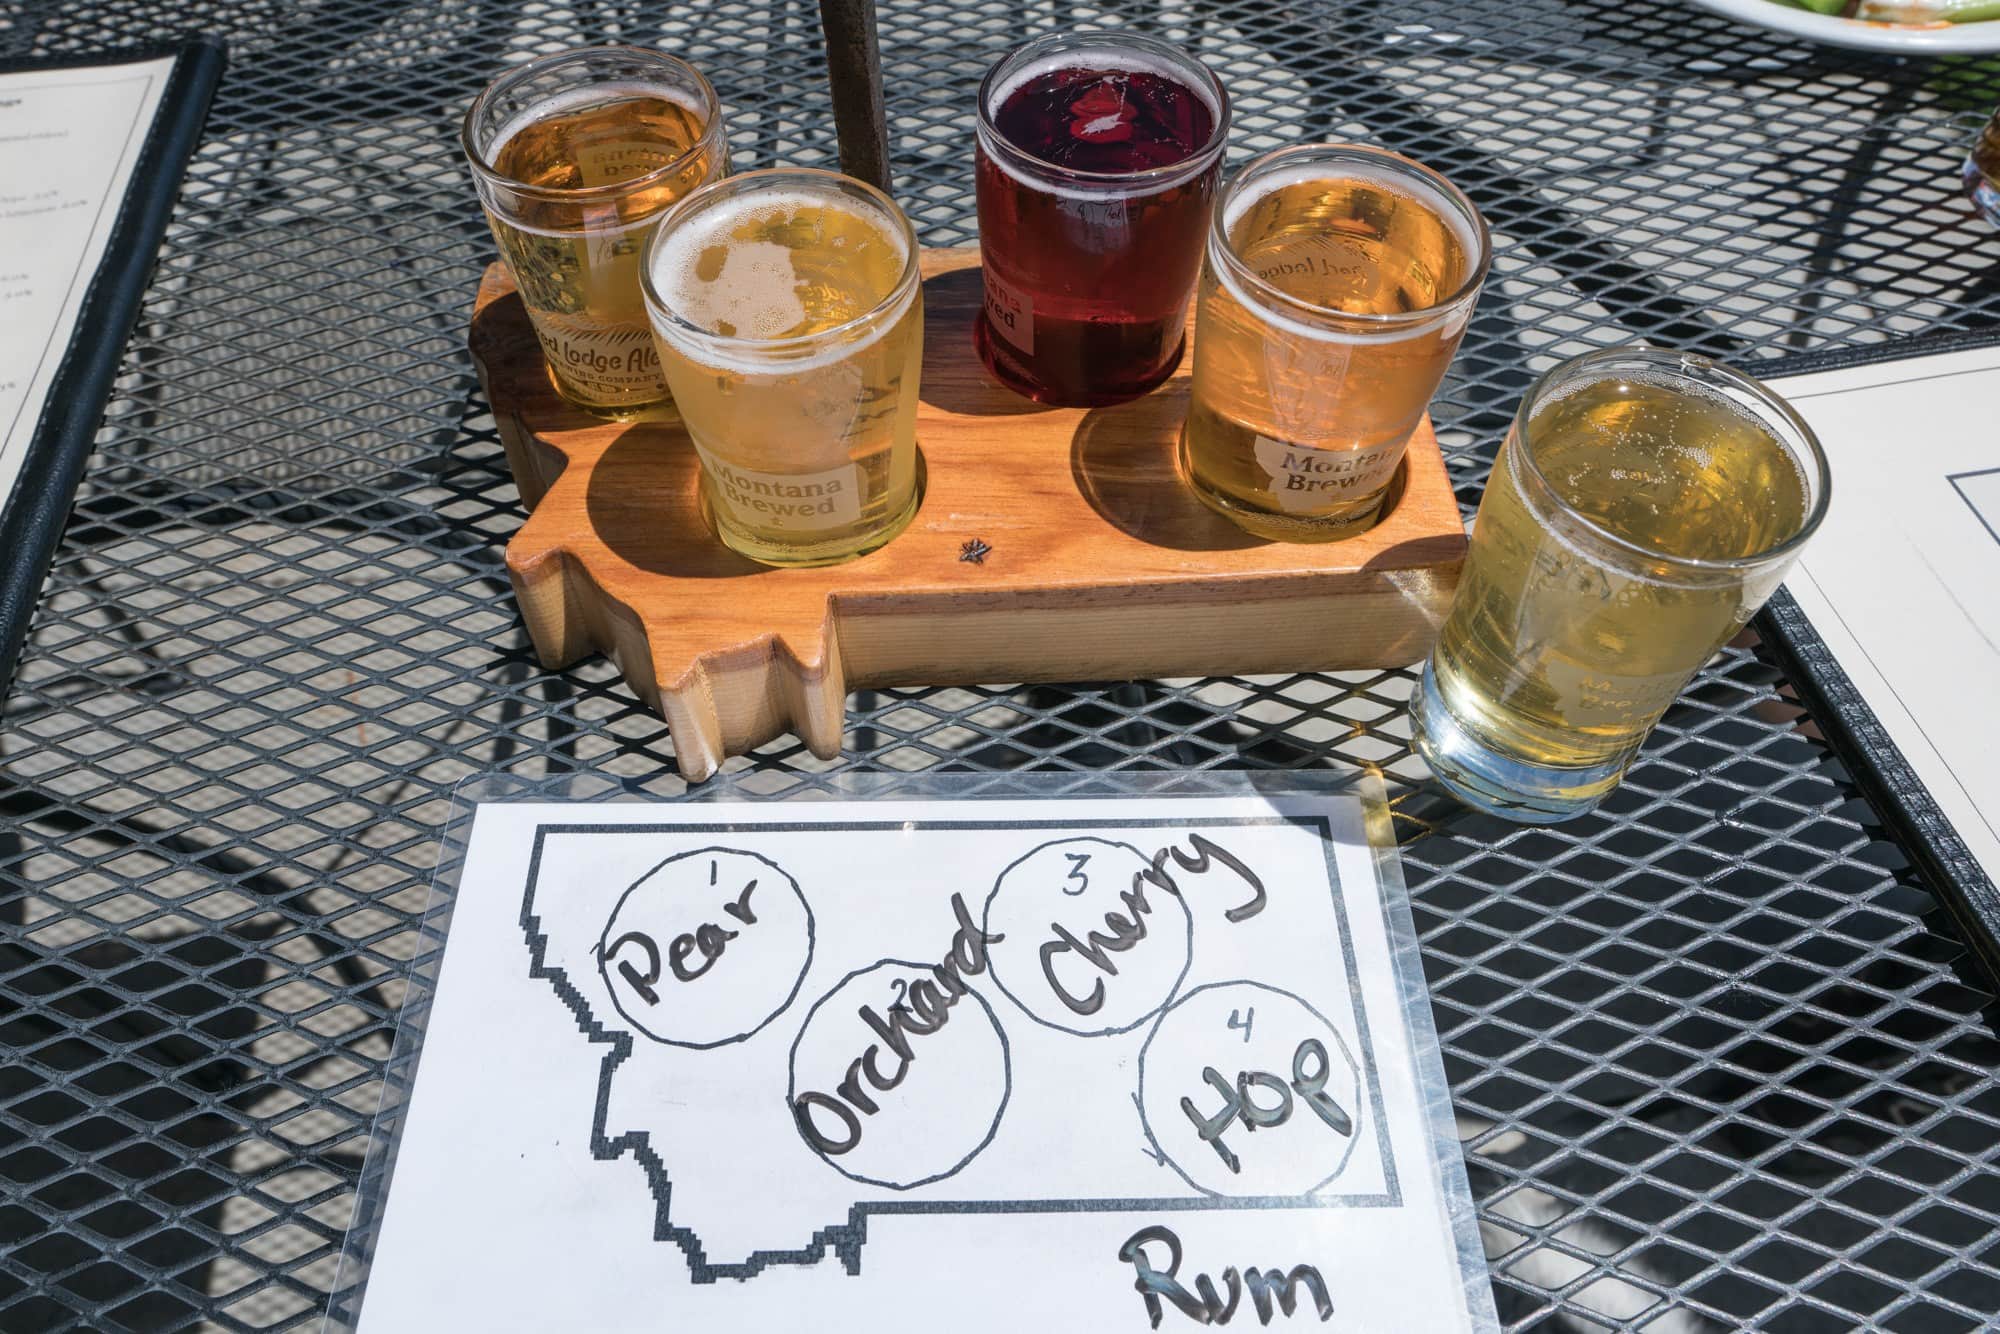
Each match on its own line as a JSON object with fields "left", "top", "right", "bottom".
{"left": 1948, "top": 465, "right": 2000, "bottom": 548}
{"left": 517, "top": 815, "right": 1400, "bottom": 1285}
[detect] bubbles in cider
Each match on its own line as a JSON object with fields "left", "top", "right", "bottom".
{"left": 1429, "top": 376, "right": 1813, "bottom": 774}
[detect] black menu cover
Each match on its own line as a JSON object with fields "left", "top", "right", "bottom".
{"left": 0, "top": 38, "right": 225, "bottom": 698}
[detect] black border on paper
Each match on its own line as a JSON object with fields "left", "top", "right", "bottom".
{"left": 0, "top": 39, "right": 227, "bottom": 700}
{"left": 325, "top": 773, "right": 1498, "bottom": 1333}
{"left": 1753, "top": 326, "right": 2000, "bottom": 985}
{"left": 517, "top": 815, "right": 1400, "bottom": 1283}
{"left": 1946, "top": 467, "right": 2000, "bottom": 548}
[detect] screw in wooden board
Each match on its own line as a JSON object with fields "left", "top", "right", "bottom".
{"left": 959, "top": 538, "right": 992, "bottom": 565}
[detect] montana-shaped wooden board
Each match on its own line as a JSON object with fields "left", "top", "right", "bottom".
{"left": 471, "top": 249, "right": 1466, "bottom": 780}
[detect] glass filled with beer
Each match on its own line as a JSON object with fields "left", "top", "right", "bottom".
{"left": 641, "top": 168, "right": 923, "bottom": 567}
{"left": 1181, "top": 143, "right": 1490, "bottom": 542}
{"left": 974, "top": 31, "right": 1229, "bottom": 406}
{"left": 1411, "top": 347, "right": 1831, "bottom": 823}
{"left": 463, "top": 46, "right": 727, "bottom": 415}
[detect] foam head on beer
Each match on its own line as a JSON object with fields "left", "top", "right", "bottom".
{"left": 642, "top": 170, "right": 924, "bottom": 568}
{"left": 648, "top": 188, "right": 911, "bottom": 347}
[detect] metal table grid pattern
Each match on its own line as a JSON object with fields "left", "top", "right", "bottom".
{"left": 1, "top": 1, "right": 1997, "bottom": 1330}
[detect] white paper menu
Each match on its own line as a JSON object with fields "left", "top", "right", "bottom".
{"left": 343, "top": 788, "right": 1496, "bottom": 1332}
{"left": 1772, "top": 345, "right": 2000, "bottom": 889}
{"left": 0, "top": 55, "right": 174, "bottom": 510}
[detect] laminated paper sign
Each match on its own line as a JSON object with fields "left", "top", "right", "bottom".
{"left": 337, "top": 778, "right": 1495, "bottom": 1332}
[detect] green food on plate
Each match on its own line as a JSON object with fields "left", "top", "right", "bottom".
{"left": 1770, "top": 0, "right": 2000, "bottom": 20}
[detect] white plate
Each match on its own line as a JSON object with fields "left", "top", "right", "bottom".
{"left": 1689, "top": 0, "right": 2000, "bottom": 52}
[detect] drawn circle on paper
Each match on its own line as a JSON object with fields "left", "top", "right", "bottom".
{"left": 597, "top": 846, "right": 814, "bottom": 1049}
{"left": 1137, "top": 980, "right": 1363, "bottom": 1198}
{"left": 982, "top": 837, "right": 1193, "bottom": 1037}
{"left": 786, "top": 958, "right": 1011, "bottom": 1190}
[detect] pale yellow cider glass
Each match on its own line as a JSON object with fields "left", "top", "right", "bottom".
{"left": 641, "top": 168, "right": 923, "bottom": 568}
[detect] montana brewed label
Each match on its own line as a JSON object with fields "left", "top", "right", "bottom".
{"left": 695, "top": 446, "right": 864, "bottom": 534}
{"left": 1251, "top": 437, "right": 1402, "bottom": 513}
{"left": 982, "top": 268, "right": 1035, "bottom": 355}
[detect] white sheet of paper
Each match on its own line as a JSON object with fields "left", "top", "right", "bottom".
{"left": 351, "top": 792, "right": 1492, "bottom": 1332}
{"left": 0, "top": 55, "right": 173, "bottom": 508}
{"left": 1772, "top": 346, "right": 2000, "bottom": 887}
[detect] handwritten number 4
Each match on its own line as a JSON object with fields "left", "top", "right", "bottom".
{"left": 1228, "top": 1007, "right": 1254, "bottom": 1043}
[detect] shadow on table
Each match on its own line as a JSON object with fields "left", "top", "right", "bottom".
{"left": 1068, "top": 402, "right": 1269, "bottom": 552}
{"left": 0, "top": 813, "right": 377, "bottom": 1331}
{"left": 918, "top": 265, "right": 1058, "bottom": 420}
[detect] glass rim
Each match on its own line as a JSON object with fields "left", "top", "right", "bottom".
{"left": 1208, "top": 142, "right": 1492, "bottom": 329}
{"left": 1509, "top": 345, "right": 1833, "bottom": 575}
{"left": 460, "top": 45, "right": 725, "bottom": 204}
{"left": 974, "top": 29, "right": 1231, "bottom": 187}
{"left": 638, "top": 166, "right": 921, "bottom": 356}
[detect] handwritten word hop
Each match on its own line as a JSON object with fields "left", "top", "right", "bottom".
{"left": 1137, "top": 980, "right": 1363, "bottom": 1198}
{"left": 597, "top": 847, "right": 815, "bottom": 1049}
{"left": 983, "top": 837, "right": 1194, "bottom": 1037}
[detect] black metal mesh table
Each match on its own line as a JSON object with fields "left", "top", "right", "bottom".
{"left": 3, "top": 1, "right": 1998, "bottom": 1330}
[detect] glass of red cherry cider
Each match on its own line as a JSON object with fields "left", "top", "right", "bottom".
{"left": 974, "top": 31, "right": 1230, "bottom": 406}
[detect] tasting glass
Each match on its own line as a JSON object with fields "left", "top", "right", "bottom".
{"left": 973, "top": 31, "right": 1229, "bottom": 406}
{"left": 1411, "top": 347, "right": 1831, "bottom": 822}
{"left": 1179, "top": 143, "right": 1489, "bottom": 542}
{"left": 640, "top": 168, "right": 924, "bottom": 569}
{"left": 462, "top": 46, "right": 728, "bottom": 414}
